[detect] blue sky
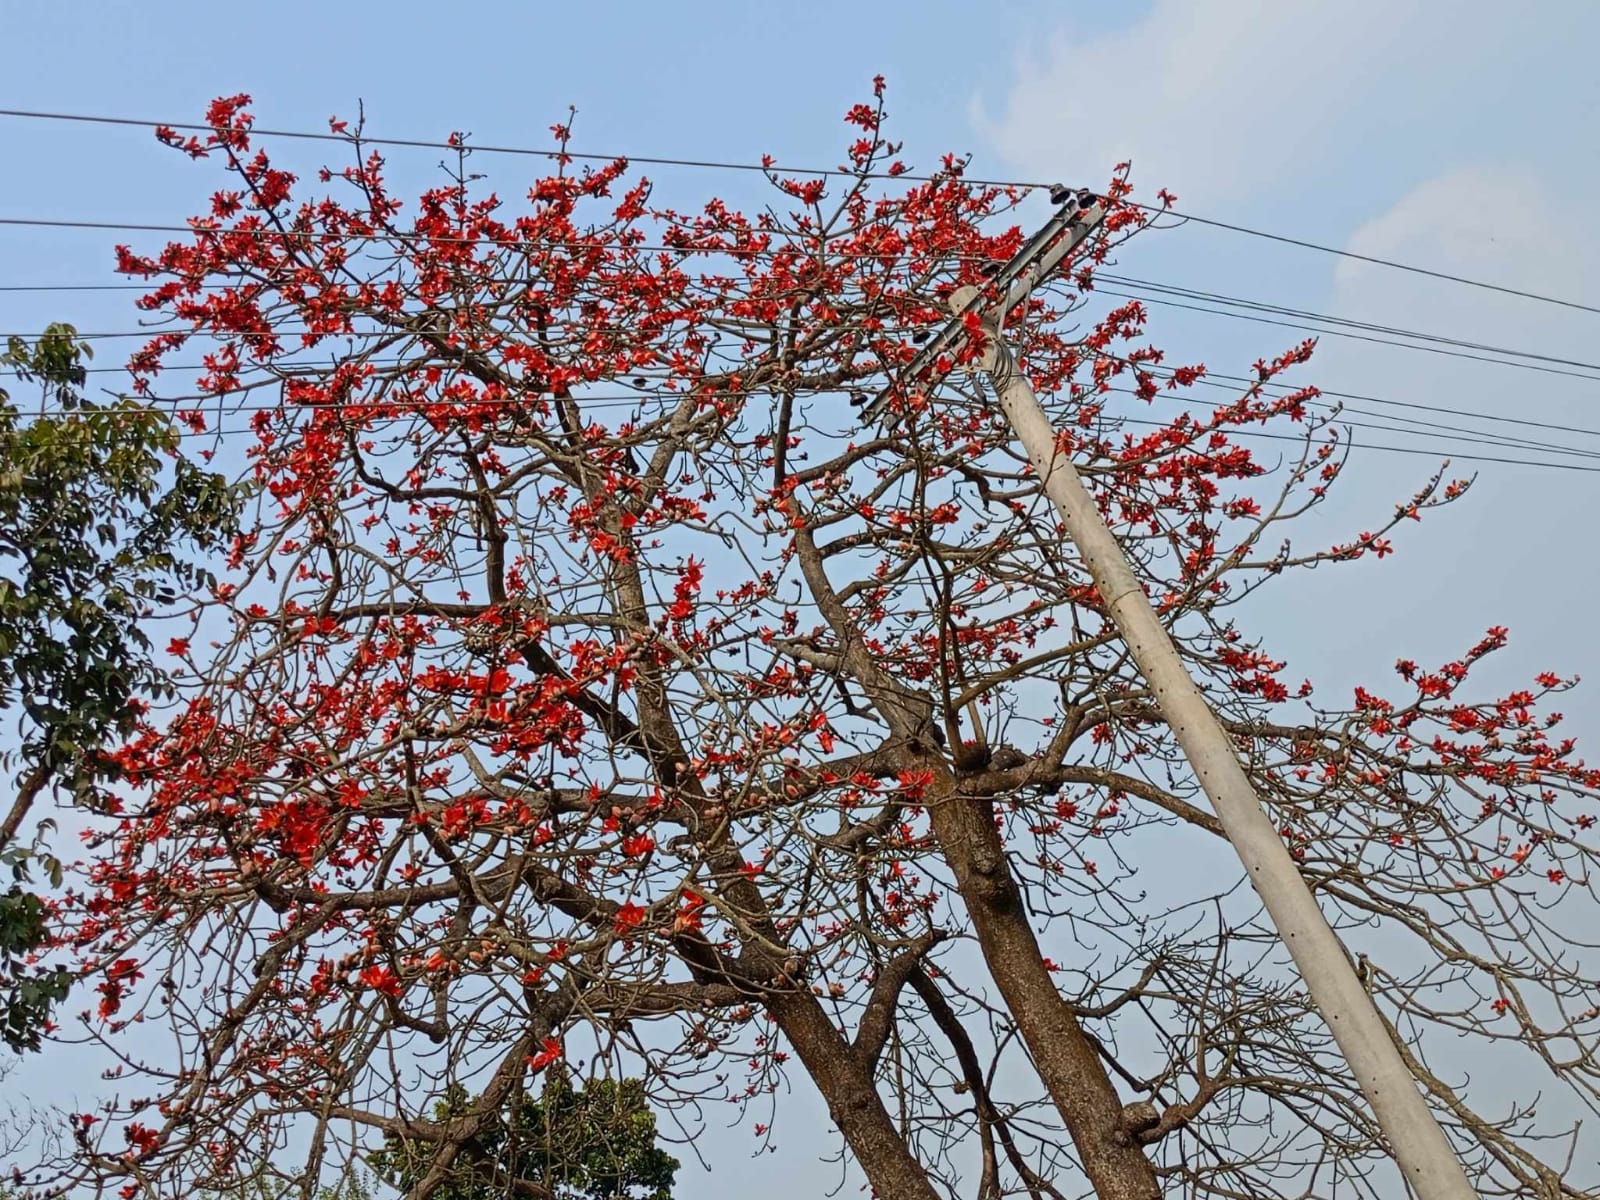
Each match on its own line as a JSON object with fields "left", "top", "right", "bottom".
{"left": 4, "top": 0, "right": 1599, "bottom": 1193}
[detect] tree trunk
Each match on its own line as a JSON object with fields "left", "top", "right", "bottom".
{"left": 767, "top": 991, "right": 945, "bottom": 1200}
{"left": 923, "top": 766, "right": 1163, "bottom": 1200}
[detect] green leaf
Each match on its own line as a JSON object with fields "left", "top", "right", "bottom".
{"left": 0, "top": 323, "right": 242, "bottom": 1051}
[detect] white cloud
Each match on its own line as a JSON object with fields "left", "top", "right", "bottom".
{"left": 1298, "top": 165, "right": 1600, "bottom": 686}
{"left": 972, "top": 0, "right": 1492, "bottom": 204}
{"left": 1334, "top": 167, "right": 1599, "bottom": 336}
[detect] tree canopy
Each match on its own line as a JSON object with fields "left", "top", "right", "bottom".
{"left": 371, "top": 1071, "right": 676, "bottom": 1200}
{"left": 32, "top": 91, "right": 1600, "bottom": 1200}
{"left": 0, "top": 325, "right": 236, "bottom": 1052}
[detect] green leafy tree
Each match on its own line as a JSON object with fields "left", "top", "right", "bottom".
{"left": 0, "top": 859, "right": 64, "bottom": 1056}
{"left": 0, "top": 323, "right": 238, "bottom": 1051}
{"left": 372, "top": 1073, "right": 677, "bottom": 1200}
{"left": 192, "top": 1171, "right": 379, "bottom": 1200}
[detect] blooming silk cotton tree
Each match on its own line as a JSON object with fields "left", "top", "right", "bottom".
{"left": 49, "top": 89, "right": 1600, "bottom": 1200}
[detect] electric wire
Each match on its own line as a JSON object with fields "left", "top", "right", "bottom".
{"left": 11, "top": 327, "right": 1600, "bottom": 462}
{"left": 1093, "top": 287, "right": 1600, "bottom": 383}
{"left": 1, "top": 274, "right": 1594, "bottom": 387}
{"left": 3, "top": 105, "right": 1597, "bottom": 317}
{"left": 36, "top": 407, "right": 1599, "bottom": 474}
{"left": 9, "top": 271, "right": 1593, "bottom": 373}
{"left": 9, "top": 350, "right": 1598, "bottom": 470}
{"left": 4, "top": 113, "right": 1597, "bottom": 470}
{"left": 10, "top": 358, "right": 1595, "bottom": 470}
{"left": 1096, "top": 274, "right": 1600, "bottom": 371}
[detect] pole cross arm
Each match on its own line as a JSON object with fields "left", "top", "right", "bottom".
{"left": 857, "top": 189, "right": 1104, "bottom": 425}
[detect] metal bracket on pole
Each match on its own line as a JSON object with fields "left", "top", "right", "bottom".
{"left": 857, "top": 187, "right": 1102, "bottom": 426}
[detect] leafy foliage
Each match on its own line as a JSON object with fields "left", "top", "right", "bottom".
{"left": 372, "top": 1074, "right": 676, "bottom": 1200}
{"left": 0, "top": 324, "right": 238, "bottom": 1050}
{"left": 0, "top": 323, "right": 238, "bottom": 792}
{"left": 0, "top": 842, "right": 69, "bottom": 1054}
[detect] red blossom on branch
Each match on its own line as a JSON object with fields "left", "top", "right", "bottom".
{"left": 44, "top": 87, "right": 1600, "bottom": 1200}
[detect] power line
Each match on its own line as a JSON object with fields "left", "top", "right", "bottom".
{"left": 1093, "top": 352, "right": 1600, "bottom": 458}
{"left": 0, "top": 283, "right": 147, "bottom": 292}
{"left": 1177, "top": 369, "right": 1600, "bottom": 454}
{"left": 0, "top": 215, "right": 950, "bottom": 263}
{"left": 2, "top": 105, "right": 1598, "bottom": 318}
{"left": 37, "top": 329, "right": 1600, "bottom": 436}
{"left": 1123, "top": 419, "right": 1600, "bottom": 473}
{"left": 1091, "top": 288, "right": 1600, "bottom": 383}
{"left": 11, "top": 354, "right": 1599, "bottom": 471}
{"left": 107, "top": 411, "right": 1600, "bottom": 475}
{"left": 1150, "top": 213, "right": 1600, "bottom": 318}
{"left": 2, "top": 263, "right": 1595, "bottom": 387}
{"left": 1128, "top": 388, "right": 1600, "bottom": 462}
{"left": 18, "top": 312, "right": 1600, "bottom": 385}
{"left": 12, "top": 315, "right": 1600, "bottom": 462}
{"left": 117, "top": 367, "right": 1600, "bottom": 461}
{"left": 56, "top": 345, "right": 1600, "bottom": 448}
{"left": 15, "top": 311, "right": 1593, "bottom": 384}
{"left": 16, "top": 326, "right": 1600, "bottom": 459}
{"left": 1208, "top": 371, "right": 1600, "bottom": 442}
{"left": 11, "top": 270, "right": 1592, "bottom": 372}
{"left": 8, "top": 254, "right": 1600, "bottom": 451}
{"left": 1097, "top": 274, "right": 1600, "bottom": 372}
{"left": 20, "top": 356, "right": 1600, "bottom": 467}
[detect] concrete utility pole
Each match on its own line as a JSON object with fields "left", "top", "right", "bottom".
{"left": 885, "top": 196, "right": 1477, "bottom": 1200}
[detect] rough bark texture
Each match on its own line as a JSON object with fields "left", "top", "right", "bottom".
{"left": 921, "top": 767, "right": 1162, "bottom": 1200}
